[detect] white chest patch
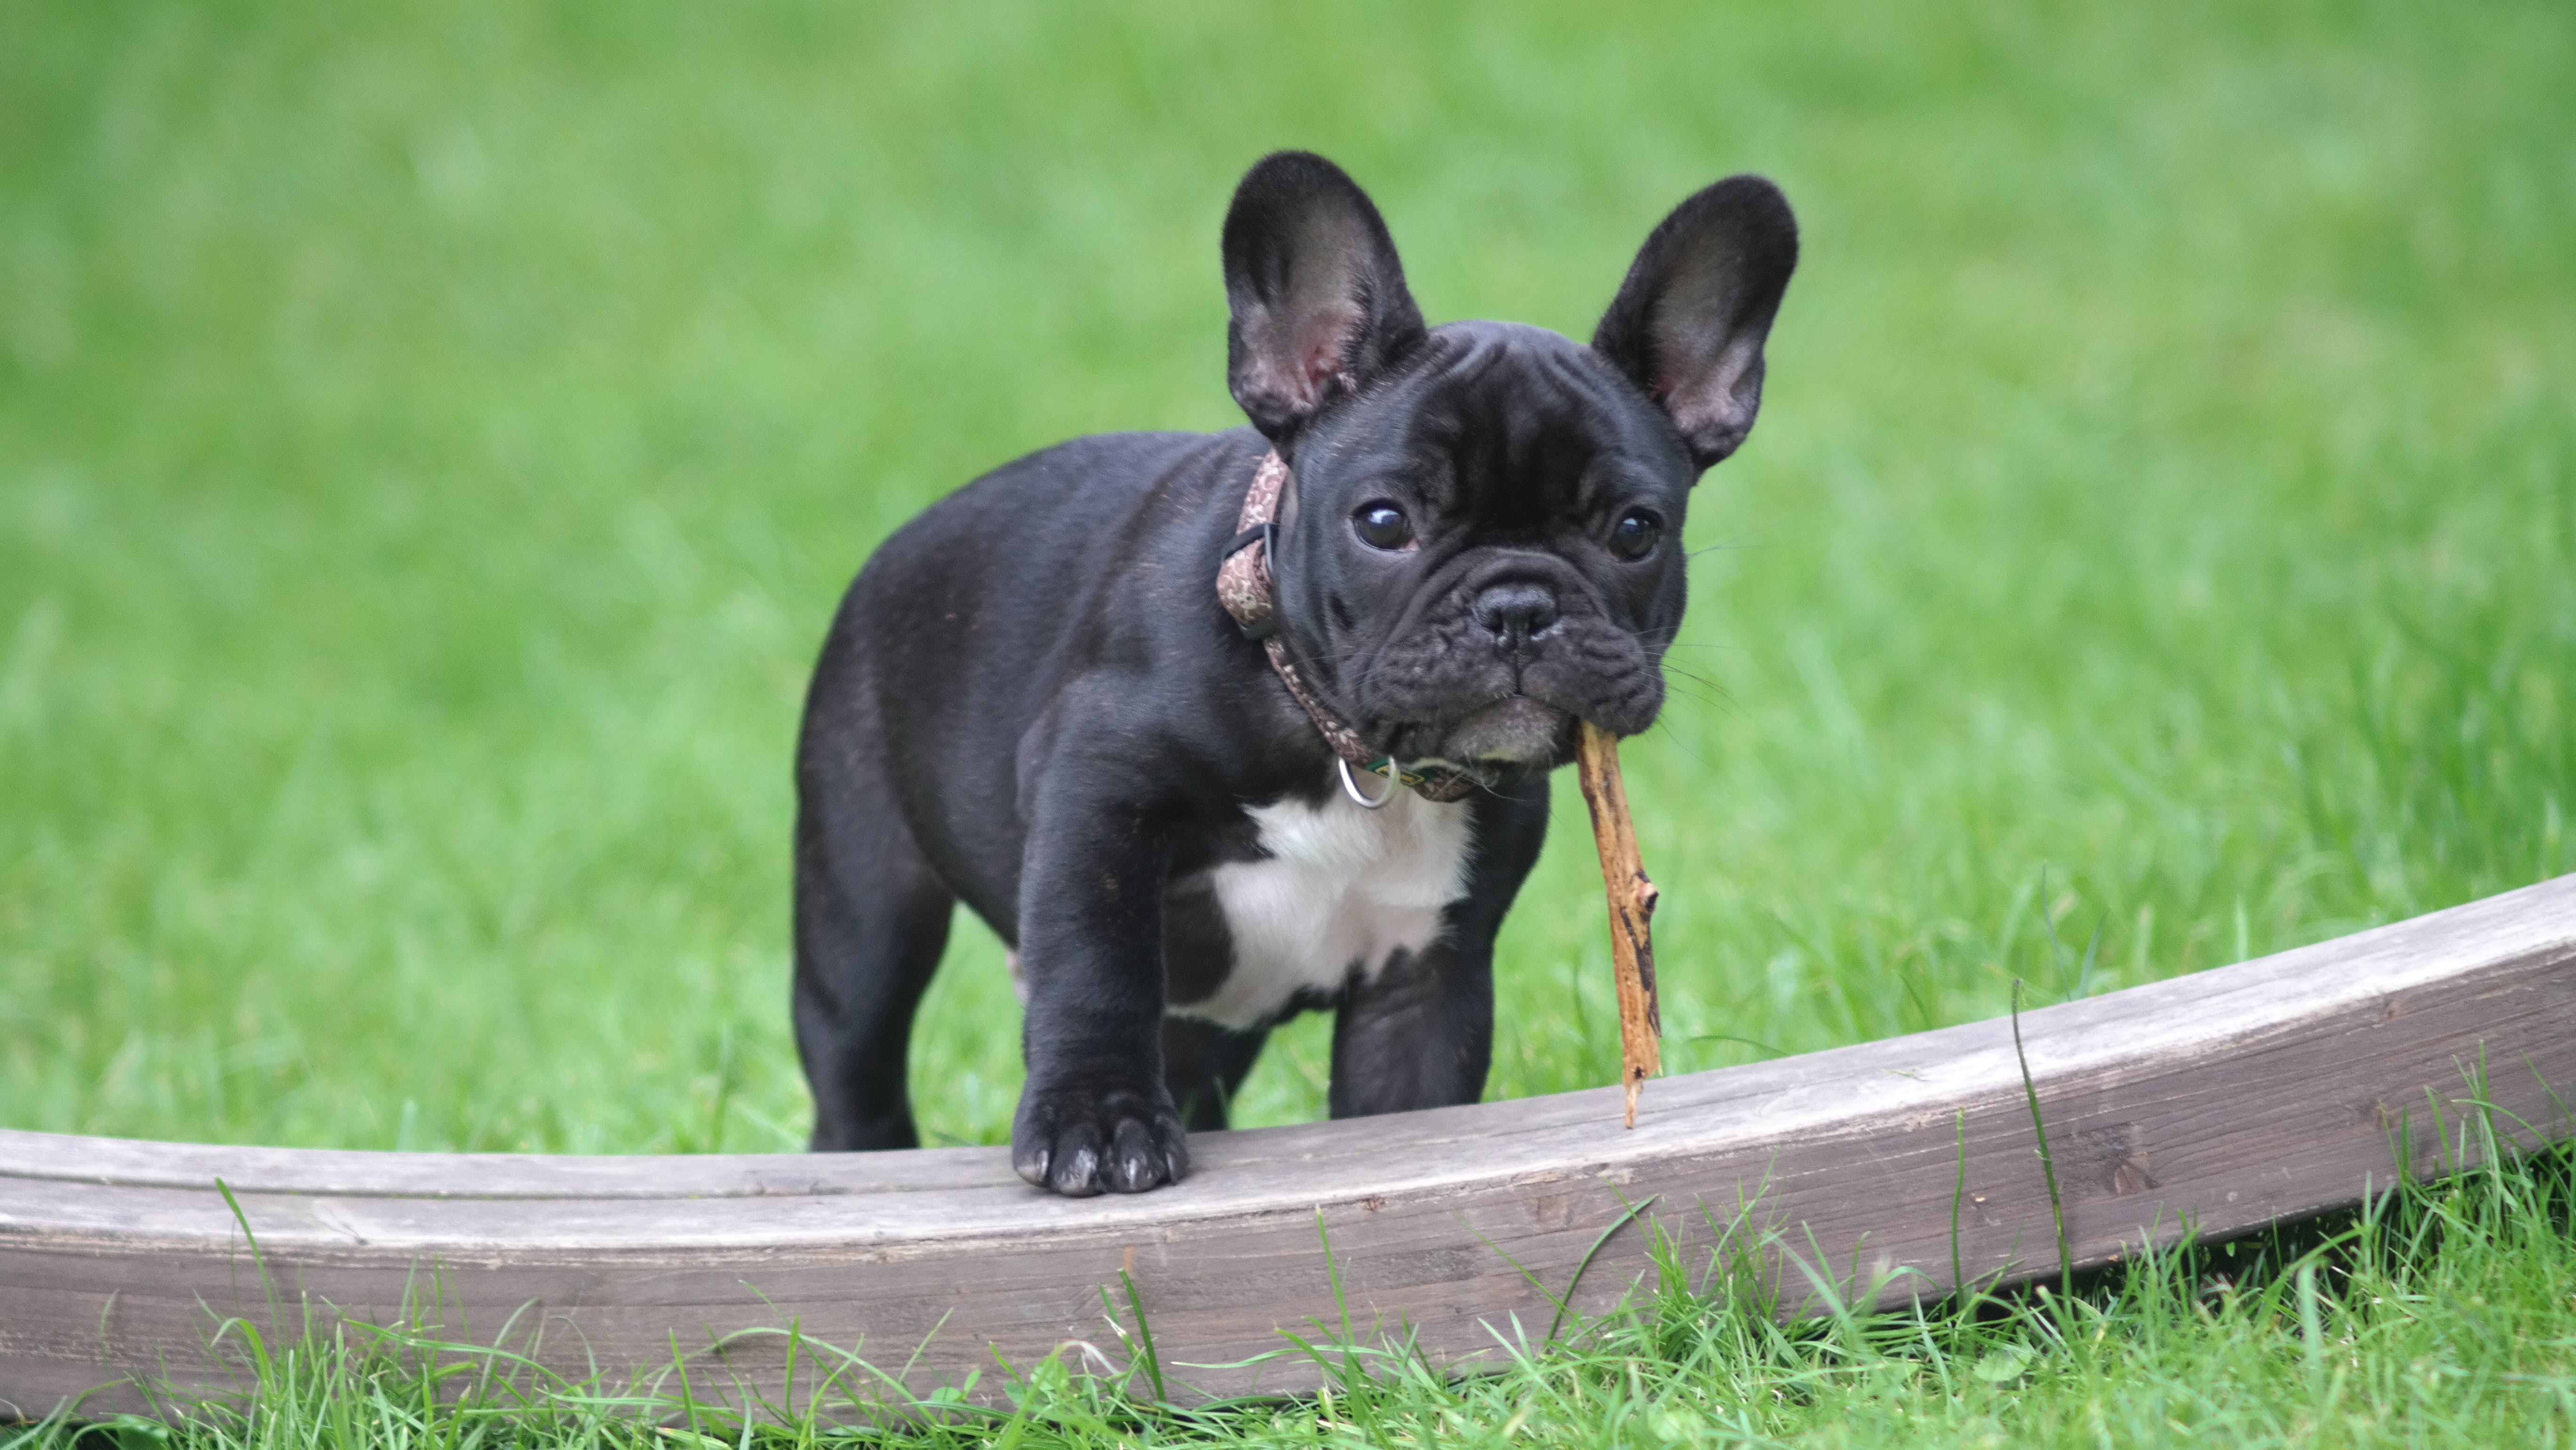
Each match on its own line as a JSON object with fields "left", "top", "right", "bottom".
{"left": 1175, "top": 780, "right": 1478, "bottom": 1031}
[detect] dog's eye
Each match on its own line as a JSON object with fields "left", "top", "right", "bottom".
{"left": 1609, "top": 509, "right": 1663, "bottom": 560}
{"left": 1352, "top": 501, "right": 1415, "bottom": 551}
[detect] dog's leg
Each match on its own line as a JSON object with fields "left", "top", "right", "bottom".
{"left": 1326, "top": 940, "right": 1497, "bottom": 1117}
{"left": 1011, "top": 769, "right": 1190, "bottom": 1195}
{"left": 1160, "top": 1017, "right": 1268, "bottom": 1131}
{"left": 1327, "top": 779, "right": 1549, "bottom": 1118}
{"left": 792, "top": 750, "right": 954, "bottom": 1152}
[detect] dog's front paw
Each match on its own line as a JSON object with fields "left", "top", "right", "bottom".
{"left": 1012, "top": 1080, "right": 1189, "bottom": 1196}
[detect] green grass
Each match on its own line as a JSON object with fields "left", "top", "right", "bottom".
{"left": 3, "top": 0, "right": 2571, "bottom": 1441}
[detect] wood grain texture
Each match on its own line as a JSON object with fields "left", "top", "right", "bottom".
{"left": 5, "top": 875, "right": 2572, "bottom": 1422}
{"left": 1572, "top": 721, "right": 1662, "bottom": 1127}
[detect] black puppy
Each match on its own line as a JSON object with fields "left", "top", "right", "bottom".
{"left": 793, "top": 152, "right": 1795, "bottom": 1196}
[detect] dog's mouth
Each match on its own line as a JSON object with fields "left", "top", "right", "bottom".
{"left": 1355, "top": 589, "right": 1667, "bottom": 776}
{"left": 1394, "top": 696, "right": 1578, "bottom": 777}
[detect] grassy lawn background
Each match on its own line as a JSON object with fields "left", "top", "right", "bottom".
{"left": 8, "top": 0, "right": 2568, "bottom": 1157}
{"left": 6, "top": 1, "right": 2571, "bottom": 1153}
{"left": 6, "top": 2, "right": 2575, "bottom": 1443}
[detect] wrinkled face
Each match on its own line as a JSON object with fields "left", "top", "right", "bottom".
{"left": 1275, "top": 322, "right": 1696, "bottom": 775}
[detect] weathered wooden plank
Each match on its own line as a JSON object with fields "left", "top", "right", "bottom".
{"left": 3, "top": 875, "right": 2571, "bottom": 1422}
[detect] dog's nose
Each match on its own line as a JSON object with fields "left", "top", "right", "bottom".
{"left": 1473, "top": 582, "right": 1560, "bottom": 646}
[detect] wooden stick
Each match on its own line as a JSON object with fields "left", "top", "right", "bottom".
{"left": 1573, "top": 719, "right": 1661, "bottom": 1127}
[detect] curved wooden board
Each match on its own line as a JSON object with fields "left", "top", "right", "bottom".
{"left": 5, "top": 875, "right": 2573, "bottom": 1421}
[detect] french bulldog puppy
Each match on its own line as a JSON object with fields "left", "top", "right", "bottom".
{"left": 793, "top": 152, "right": 1795, "bottom": 1195}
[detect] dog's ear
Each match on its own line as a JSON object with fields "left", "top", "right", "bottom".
{"left": 1593, "top": 176, "right": 1799, "bottom": 470}
{"left": 1222, "top": 152, "right": 1428, "bottom": 441}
